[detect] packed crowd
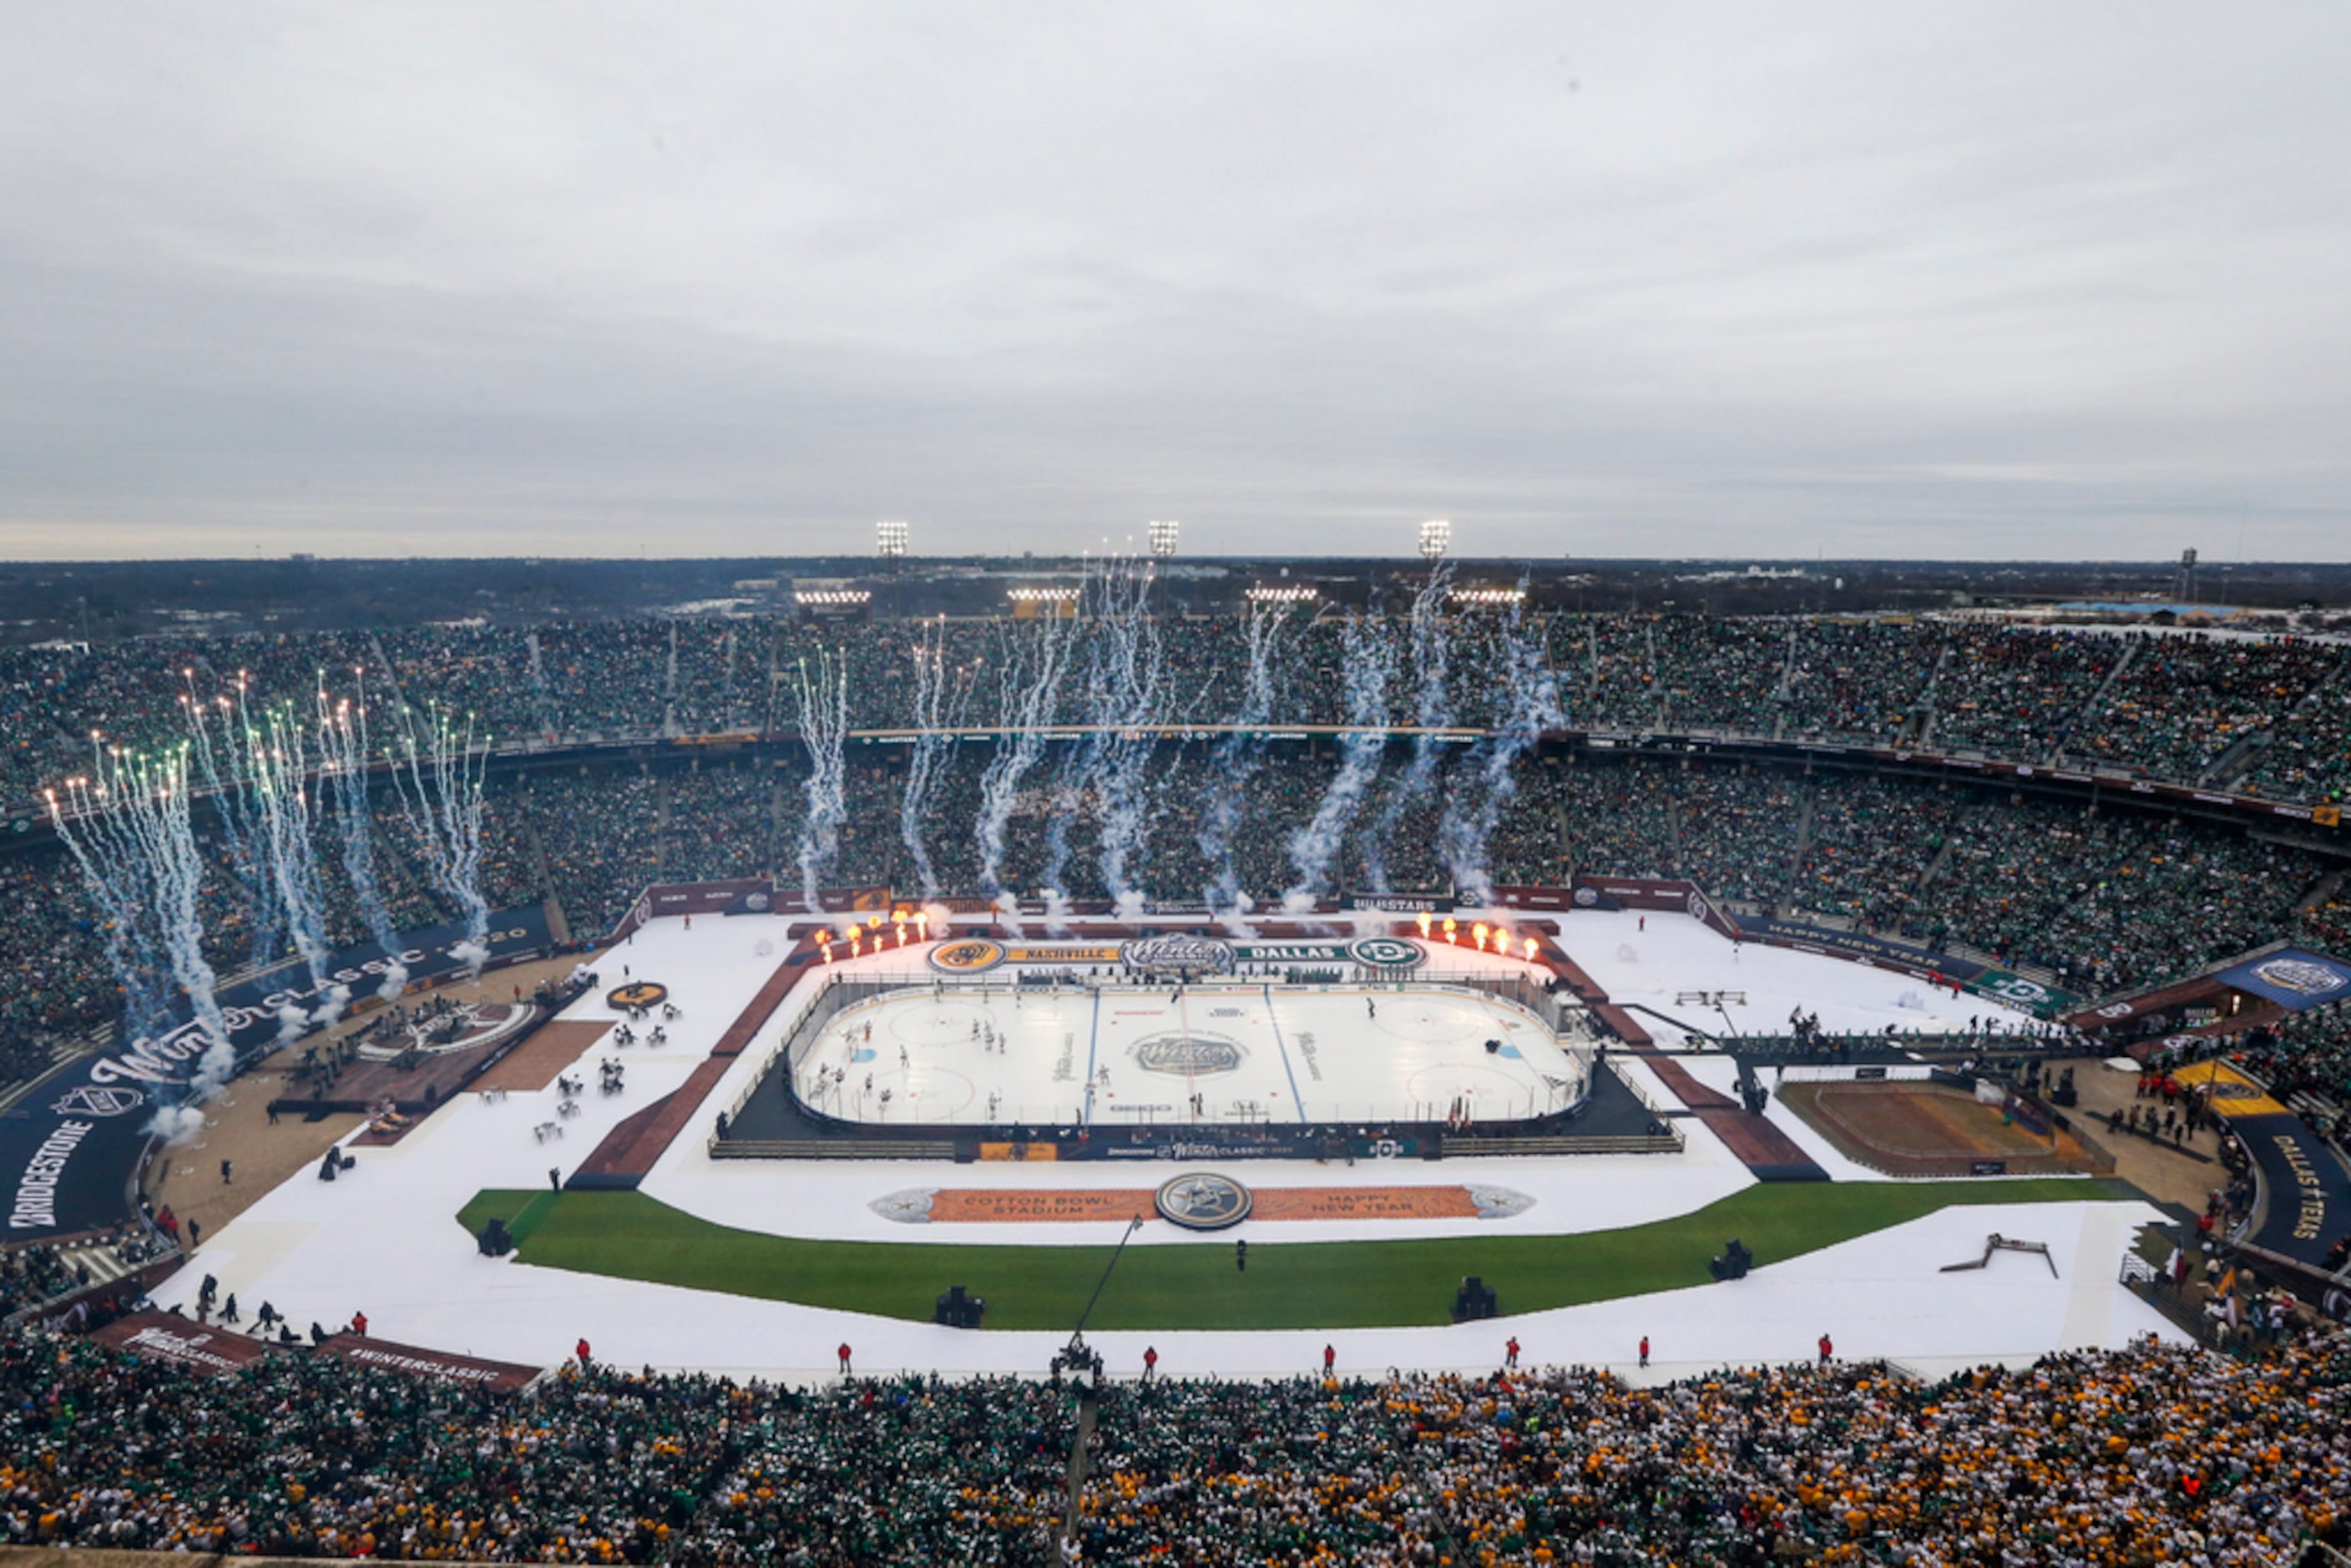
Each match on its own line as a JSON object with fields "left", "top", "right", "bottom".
{"left": 7, "top": 617, "right": 2351, "bottom": 813}
{"left": 0, "top": 1326, "right": 2343, "bottom": 1563}
{"left": 3, "top": 742, "right": 2345, "bottom": 1069}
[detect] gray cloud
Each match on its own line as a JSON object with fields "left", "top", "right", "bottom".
{"left": 1, "top": 3, "right": 2344, "bottom": 560}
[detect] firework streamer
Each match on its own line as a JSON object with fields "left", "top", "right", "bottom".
{"left": 1282, "top": 614, "right": 1398, "bottom": 909}
{"left": 1439, "top": 597, "right": 1565, "bottom": 906}
{"left": 975, "top": 614, "right": 1074, "bottom": 907}
{"left": 896, "top": 620, "right": 971, "bottom": 902}
{"left": 43, "top": 762, "right": 174, "bottom": 1042}
{"left": 316, "top": 674, "right": 409, "bottom": 999}
{"left": 1362, "top": 564, "right": 1454, "bottom": 892}
{"left": 49, "top": 745, "right": 231, "bottom": 1053}
{"left": 387, "top": 702, "right": 493, "bottom": 971}
{"left": 791, "top": 650, "right": 852, "bottom": 913}
{"left": 179, "top": 675, "right": 284, "bottom": 969}
{"left": 240, "top": 698, "right": 335, "bottom": 987}
{"left": 1087, "top": 558, "right": 1167, "bottom": 912}
{"left": 1199, "top": 602, "right": 1294, "bottom": 917}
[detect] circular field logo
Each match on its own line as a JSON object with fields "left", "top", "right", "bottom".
{"left": 1155, "top": 1171, "right": 1252, "bottom": 1231}
{"left": 1121, "top": 933, "right": 1234, "bottom": 975}
{"left": 1347, "top": 936, "right": 1424, "bottom": 970}
{"left": 928, "top": 938, "right": 1006, "bottom": 974}
{"left": 607, "top": 981, "right": 670, "bottom": 1010}
{"left": 1135, "top": 1033, "right": 1245, "bottom": 1075}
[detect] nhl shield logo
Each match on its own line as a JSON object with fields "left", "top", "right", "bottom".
{"left": 53, "top": 1083, "right": 147, "bottom": 1119}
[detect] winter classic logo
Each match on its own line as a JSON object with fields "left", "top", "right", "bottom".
{"left": 1121, "top": 934, "right": 1236, "bottom": 975}
{"left": 1572, "top": 886, "right": 1599, "bottom": 907}
{"left": 928, "top": 938, "right": 1007, "bottom": 974}
{"left": 52, "top": 1084, "right": 147, "bottom": 1119}
{"left": 1134, "top": 1033, "right": 1246, "bottom": 1075}
{"left": 2250, "top": 958, "right": 2350, "bottom": 999}
{"left": 1686, "top": 893, "right": 1710, "bottom": 921}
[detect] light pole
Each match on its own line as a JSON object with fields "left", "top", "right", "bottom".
{"left": 1418, "top": 519, "right": 1451, "bottom": 561}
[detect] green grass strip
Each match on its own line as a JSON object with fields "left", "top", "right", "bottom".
{"left": 458, "top": 1176, "right": 2130, "bottom": 1332}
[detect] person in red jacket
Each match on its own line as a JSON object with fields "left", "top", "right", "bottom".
{"left": 1639, "top": 1335, "right": 1651, "bottom": 1368}
{"left": 837, "top": 1342, "right": 852, "bottom": 1373}
{"left": 351, "top": 1312, "right": 368, "bottom": 1338}
{"left": 1322, "top": 1343, "right": 1336, "bottom": 1377}
{"left": 1504, "top": 1337, "right": 1519, "bottom": 1369}
{"left": 1818, "top": 1333, "right": 1833, "bottom": 1365}
{"left": 1142, "top": 1347, "right": 1159, "bottom": 1382}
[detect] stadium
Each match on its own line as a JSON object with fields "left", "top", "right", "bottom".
{"left": 3, "top": 579, "right": 2349, "bottom": 1562}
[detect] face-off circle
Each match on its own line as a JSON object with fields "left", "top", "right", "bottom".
{"left": 608, "top": 981, "right": 670, "bottom": 1011}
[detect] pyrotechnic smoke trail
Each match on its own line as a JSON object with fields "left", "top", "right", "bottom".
{"left": 1363, "top": 564, "right": 1454, "bottom": 892}
{"left": 897, "top": 620, "right": 971, "bottom": 902}
{"left": 975, "top": 614, "right": 1074, "bottom": 905}
{"left": 1199, "top": 602, "right": 1293, "bottom": 916}
{"left": 791, "top": 651, "right": 852, "bottom": 913}
{"left": 317, "top": 672, "right": 409, "bottom": 999}
{"left": 48, "top": 745, "right": 230, "bottom": 1051}
{"left": 1440, "top": 595, "right": 1564, "bottom": 906}
{"left": 179, "top": 673, "right": 283, "bottom": 969}
{"left": 1088, "top": 558, "right": 1166, "bottom": 910}
{"left": 243, "top": 697, "right": 334, "bottom": 985}
{"left": 1282, "top": 614, "right": 1398, "bottom": 909}
{"left": 43, "top": 754, "right": 174, "bottom": 1040}
{"left": 387, "top": 702, "right": 493, "bottom": 971}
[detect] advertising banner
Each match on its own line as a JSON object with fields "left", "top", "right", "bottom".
{"left": 321, "top": 1333, "right": 543, "bottom": 1391}
{"left": 89, "top": 1312, "right": 276, "bottom": 1376}
{"left": 4, "top": 905, "right": 549, "bottom": 1237}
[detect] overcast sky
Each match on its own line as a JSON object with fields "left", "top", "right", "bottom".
{"left": 2, "top": 5, "right": 2345, "bottom": 562}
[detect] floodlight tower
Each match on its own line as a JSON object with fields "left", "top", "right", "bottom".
{"left": 2177, "top": 547, "right": 2198, "bottom": 604}
{"left": 1148, "top": 519, "right": 1180, "bottom": 558}
{"left": 877, "top": 519, "right": 909, "bottom": 560}
{"left": 1418, "top": 519, "right": 1451, "bottom": 561}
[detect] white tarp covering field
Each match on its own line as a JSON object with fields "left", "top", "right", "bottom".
{"left": 148, "top": 909, "right": 2177, "bottom": 1380}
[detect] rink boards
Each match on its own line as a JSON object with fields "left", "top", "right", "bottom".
{"left": 789, "top": 982, "right": 1590, "bottom": 1131}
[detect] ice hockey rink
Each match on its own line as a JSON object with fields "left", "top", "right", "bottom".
{"left": 791, "top": 982, "right": 1591, "bottom": 1127}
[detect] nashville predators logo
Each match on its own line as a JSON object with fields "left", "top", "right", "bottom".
{"left": 606, "top": 981, "right": 670, "bottom": 1010}
{"left": 928, "top": 938, "right": 1007, "bottom": 974}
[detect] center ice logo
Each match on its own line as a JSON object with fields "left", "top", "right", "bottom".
{"left": 1134, "top": 1034, "right": 1245, "bottom": 1075}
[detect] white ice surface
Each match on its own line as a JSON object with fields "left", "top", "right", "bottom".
{"left": 792, "top": 983, "right": 1585, "bottom": 1128}
{"left": 149, "top": 912, "right": 2177, "bottom": 1378}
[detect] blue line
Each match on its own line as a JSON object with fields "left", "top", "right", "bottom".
{"left": 1080, "top": 989, "right": 1102, "bottom": 1126}
{"left": 1261, "top": 984, "right": 1308, "bottom": 1123}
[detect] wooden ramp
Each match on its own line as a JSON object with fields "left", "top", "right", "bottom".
{"left": 1545, "top": 933, "right": 1828, "bottom": 1182}
{"left": 568, "top": 953, "right": 813, "bottom": 1188}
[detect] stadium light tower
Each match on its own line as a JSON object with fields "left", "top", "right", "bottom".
{"left": 1148, "top": 518, "right": 1180, "bottom": 558}
{"left": 1418, "top": 519, "right": 1451, "bottom": 561}
{"left": 877, "top": 519, "right": 909, "bottom": 559}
